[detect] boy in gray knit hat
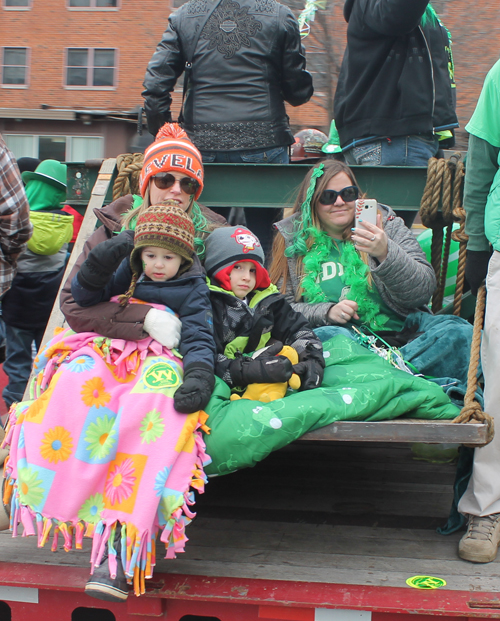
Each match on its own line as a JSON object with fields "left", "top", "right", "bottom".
{"left": 205, "top": 226, "right": 325, "bottom": 392}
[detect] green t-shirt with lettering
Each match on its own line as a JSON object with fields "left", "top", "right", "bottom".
{"left": 316, "top": 241, "right": 405, "bottom": 331}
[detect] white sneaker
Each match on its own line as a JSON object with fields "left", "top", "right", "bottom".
{"left": 459, "top": 513, "right": 500, "bottom": 563}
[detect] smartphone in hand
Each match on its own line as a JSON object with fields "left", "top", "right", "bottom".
{"left": 355, "top": 198, "right": 378, "bottom": 228}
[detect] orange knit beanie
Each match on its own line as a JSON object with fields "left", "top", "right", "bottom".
{"left": 139, "top": 123, "right": 204, "bottom": 200}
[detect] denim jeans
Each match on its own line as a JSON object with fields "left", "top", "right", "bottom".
{"left": 3, "top": 324, "right": 44, "bottom": 408}
{"left": 343, "top": 135, "right": 439, "bottom": 167}
{"left": 200, "top": 145, "right": 289, "bottom": 258}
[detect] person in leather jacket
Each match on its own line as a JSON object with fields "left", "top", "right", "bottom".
{"left": 142, "top": 0, "right": 314, "bottom": 255}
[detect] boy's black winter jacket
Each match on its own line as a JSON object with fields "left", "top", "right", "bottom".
{"left": 72, "top": 254, "right": 216, "bottom": 370}
{"left": 209, "top": 283, "right": 324, "bottom": 387}
{"left": 334, "top": 0, "right": 458, "bottom": 149}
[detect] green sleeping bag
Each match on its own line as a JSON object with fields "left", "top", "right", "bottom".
{"left": 203, "top": 335, "right": 460, "bottom": 476}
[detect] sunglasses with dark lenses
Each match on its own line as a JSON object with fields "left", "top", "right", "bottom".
{"left": 318, "top": 185, "right": 359, "bottom": 205}
{"left": 153, "top": 173, "right": 200, "bottom": 195}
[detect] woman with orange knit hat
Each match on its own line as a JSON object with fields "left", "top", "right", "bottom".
{"left": 60, "top": 123, "right": 226, "bottom": 347}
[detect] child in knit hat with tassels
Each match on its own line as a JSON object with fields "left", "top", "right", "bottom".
{"left": 71, "top": 202, "right": 216, "bottom": 416}
{"left": 67, "top": 201, "right": 215, "bottom": 602}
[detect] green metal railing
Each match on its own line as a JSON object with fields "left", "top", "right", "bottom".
{"left": 66, "top": 162, "right": 428, "bottom": 213}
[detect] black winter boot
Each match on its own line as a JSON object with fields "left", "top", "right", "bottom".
{"left": 85, "top": 524, "right": 129, "bottom": 602}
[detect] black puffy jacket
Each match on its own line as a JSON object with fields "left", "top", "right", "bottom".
{"left": 334, "top": 0, "right": 458, "bottom": 150}
{"left": 209, "top": 282, "right": 324, "bottom": 387}
{"left": 143, "top": 0, "right": 313, "bottom": 151}
{"left": 71, "top": 254, "right": 216, "bottom": 371}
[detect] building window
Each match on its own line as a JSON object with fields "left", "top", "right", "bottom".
{"left": 68, "top": 0, "right": 117, "bottom": 7}
{"left": 4, "top": 0, "right": 31, "bottom": 7}
{"left": 4, "top": 135, "right": 104, "bottom": 161}
{"left": 2, "top": 48, "right": 28, "bottom": 86}
{"left": 66, "top": 48, "right": 115, "bottom": 88}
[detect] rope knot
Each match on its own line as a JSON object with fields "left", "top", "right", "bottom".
{"left": 113, "top": 153, "right": 144, "bottom": 200}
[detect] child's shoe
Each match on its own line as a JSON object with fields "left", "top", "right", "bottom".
{"left": 85, "top": 526, "right": 129, "bottom": 602}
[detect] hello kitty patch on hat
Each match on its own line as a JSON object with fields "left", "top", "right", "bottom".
{"left": 231, "top": 228, "right": 261, "bottom": 253}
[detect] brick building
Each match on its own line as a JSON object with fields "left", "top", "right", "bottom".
{"left": 1, "top": 0, "right": 499, "bottom": 160}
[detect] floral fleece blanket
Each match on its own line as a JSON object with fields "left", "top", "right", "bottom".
{"left": 2, "top": 327, "right": 210, "bottom": 596}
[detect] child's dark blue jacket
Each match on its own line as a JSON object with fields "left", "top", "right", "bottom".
{"left": 71, "top": 254, "right": 215, "bottom": 370}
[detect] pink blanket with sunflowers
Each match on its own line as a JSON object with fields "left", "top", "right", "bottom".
{"left": 2, "top": 327, "right": 210, "bottom": 596}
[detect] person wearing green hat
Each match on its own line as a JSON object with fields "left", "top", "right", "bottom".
{"left": 2, "top": 159, "right": 75, "bottom": 408}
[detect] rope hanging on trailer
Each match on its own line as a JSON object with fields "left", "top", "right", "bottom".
{"left": 419, "top": 155, "right": 463, "bottom": 312}
{"left": 451, "top": 284, "right": 494, "bottom": 446}
{"left": 450, "top": 161, "right": 467, "bottom": 316}
{"left": 112, "top": 153, "right": 144, "bottom": 200}
{"left": 419, "top": 155, "right": 492, "bottom": 442}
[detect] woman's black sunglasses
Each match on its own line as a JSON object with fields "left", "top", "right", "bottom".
{"left": 153, "top": 173, "right": 200, "bottom": 195}
{"left": 318, "top": 185, "right": 359, "bottom": 205}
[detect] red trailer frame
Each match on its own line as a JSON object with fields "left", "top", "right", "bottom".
{"left": 1, "top": 563, "right": 500, "bottom": 621}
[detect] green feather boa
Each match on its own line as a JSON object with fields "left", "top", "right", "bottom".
{"left": 301, "top": 229, "right": 388, "bottom": 330}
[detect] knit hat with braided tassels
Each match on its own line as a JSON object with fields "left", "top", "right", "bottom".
{"left": 139, "top": 123, "right": 204, "bottom": 199}
{"left": 129, "top": 202, "right": 195, "bottom": 279}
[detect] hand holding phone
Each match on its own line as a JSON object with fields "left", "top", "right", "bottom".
{"left": 352, "top": 199, "right": 388, "bottom": 261}
{"left": 355, "top": 198, "right": 378, "bottom": 228}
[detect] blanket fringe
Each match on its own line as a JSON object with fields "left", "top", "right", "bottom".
{"left": 3, "top": 328, "right": 212, "bottom": 598}
{"left": 3, "top": 416, "right": 210, "bottom": 598}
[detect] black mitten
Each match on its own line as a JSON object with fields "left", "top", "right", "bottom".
{"left": 229, "top": 342, "right": 293, "bottom": 386}
{"left": 465, "top": 249, "right": 491, "bottom": 295}
{"left": 174, "top": 362, "right": 215, "bottom": 414}
{"left": 77, "top": 230, "right": 135, "bottom": 291}
{"left": 293, "top": 359, "right": 324, "bottom": 390}
{"left": 293, "top": 341, "right": 325, "bottom": 391}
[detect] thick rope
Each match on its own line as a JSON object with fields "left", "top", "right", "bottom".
{"left": 419, "top": 155, "right": 491, "bottom": 443}
{"left": 451, "top": 161, "right": 466, "bottom": 316}
{"left": 113, "top": 153, "right": 144, "bottom": 200}
{"left": 451, "top": 285, "right": 494, "bottom": 446}
{"left": 420, "top": 158, "right": 446, "bottom": 311}
{"left": 419, "top": 156, "right": 464, "bottom": 312}
{"left": 436, "top": 223, "right": 453, "bottom": 309}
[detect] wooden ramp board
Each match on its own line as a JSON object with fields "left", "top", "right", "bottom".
{"left": 299, "top": 418, "right": 489, "bottom": 445}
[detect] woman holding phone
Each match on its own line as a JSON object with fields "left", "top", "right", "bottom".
{"left": 269, "top": 160, "right": 474, "bottom": 395}
{"left": 269, "top": 159, "right": 435, "bottom": 330}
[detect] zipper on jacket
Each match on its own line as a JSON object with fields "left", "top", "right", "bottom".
{"left": 419, "top": 25, "right": 435, "bottom": 127}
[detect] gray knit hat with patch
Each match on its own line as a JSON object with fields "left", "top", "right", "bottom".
{"left": 204, "top": 226, "right": 265, "bottom": 276}
{"left": 204, "top": 226, "right": 271, "bottom": 290}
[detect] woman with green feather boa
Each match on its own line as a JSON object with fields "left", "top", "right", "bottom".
{"left": 270, "top": 160, "right": 477, "bottom": 403}
{"left": 60, "top": 123, "right": 226, "bottom": 344}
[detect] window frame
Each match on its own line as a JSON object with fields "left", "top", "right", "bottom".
{"left": 3, "top": 0, "right": 31, "bottom": 10}
{"left": 3, "top": 134, "right": 105, "bottom": 161}
{"left": 1, "top": 46, "right": 29, "bottom": 88}
{"left": 67, "top": 0, "right": 119, "bottom": 10}
{"left": 64, "top": 47, "right": 118, "bottom": 90}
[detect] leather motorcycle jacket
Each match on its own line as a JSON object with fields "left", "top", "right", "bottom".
{"left": 143, "top": 0, "right": 314, "bottom": 151}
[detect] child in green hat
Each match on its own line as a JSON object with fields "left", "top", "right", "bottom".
{"left": 2, "top": 159, "right": 75, "bottom": 408}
